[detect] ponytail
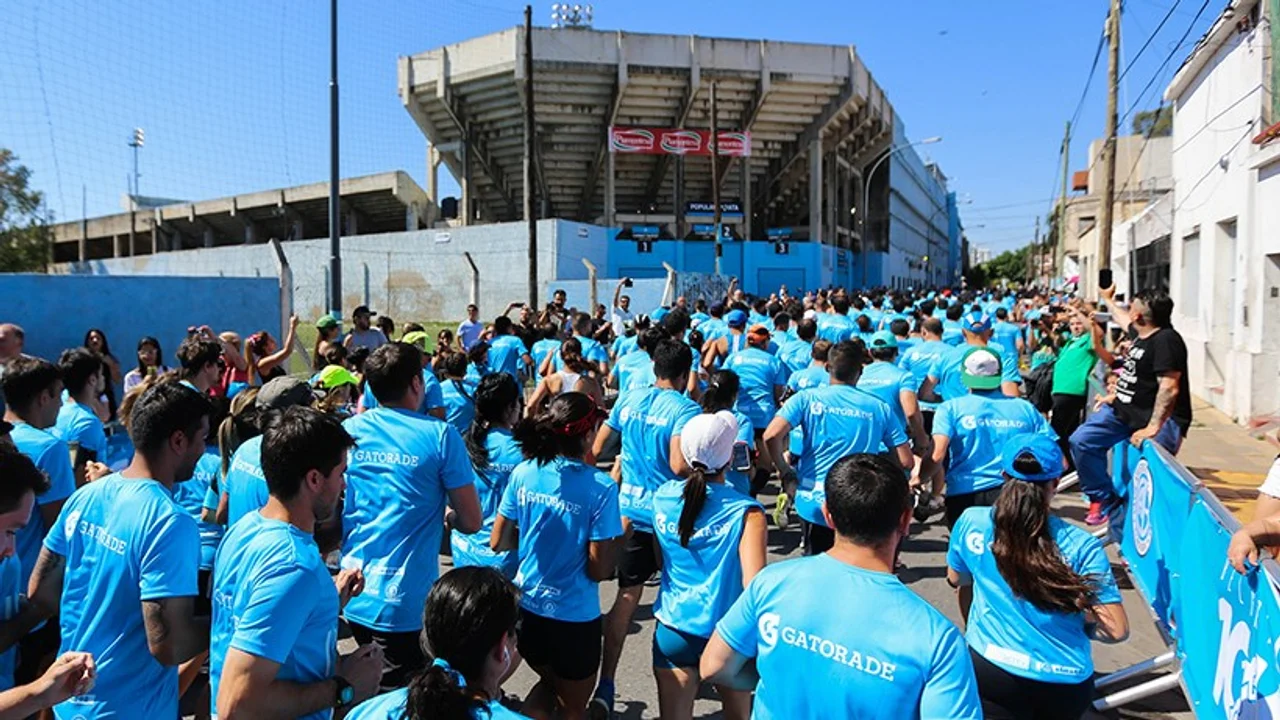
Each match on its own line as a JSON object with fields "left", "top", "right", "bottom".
{"left": 701, "top": 370, "right": 740, "bottom": 414}
{"left": 678, "top": 467, "right": 709, "bottom": 547}
{"left": 559, "top": 337, "right": 590, "bottom": 375}
{"left": 466, "top": 374, "right": 520, "bottom": 470}
{"left": 219, "top": 388, "right": 262, "bottom": 479}
{"left": 513, "top": 392, "right": 600, "bottom": 465}
{"left": 992, "top": 477, "right": 1099, "bottom": 614}
{"left": 404, "top": 659, "right": 477, "bottom": 720}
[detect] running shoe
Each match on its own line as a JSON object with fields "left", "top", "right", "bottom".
{"left": 772, "top": 492, "right": 791, "bottom": 530}
{"left": 1085, "top": 501, "right": 1108, "bottom": 526}
{"left": 913, "top": 494, "right": 945, "bottom": 523}
{"left": 588, "top": 682, "right": 614, "bottom": 720}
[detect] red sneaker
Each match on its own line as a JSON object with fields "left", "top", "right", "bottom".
{"left": 1085, "top": 501, "right": 1108, "bottom": 526}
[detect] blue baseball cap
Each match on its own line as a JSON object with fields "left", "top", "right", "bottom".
{"left": 726, "top": 310, "right": 748, "bottom": 327}
{"left": 1001, "top": 433, "right": 1064, "bottom": 482}
{"left": 652, "top": 307, "right": 670, "bottom": 322}
{"left": 962, "top": 311, "right": 992, "bottom": 333}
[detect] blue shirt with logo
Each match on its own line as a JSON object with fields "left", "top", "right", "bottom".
{"left": 362, "top": 368, "right": 445, "bottom": 415}
{"left": 440, "top": 377, "right": 478, "bottom": 437}
{"left": 611, "top": 334, "right": 640, "bottom": 360}
{"left": 947, "top": 508, "right": 1121, "bottom": 683}
{"left": 53, "top": 400, "right": 107, "bottom": 458}
{"left": 531, "top": 338, "right": 562, "bottom": 373}
{"left": 716, "top": 554, "right": 982, "bottom": 719}
{"left": 210, "top": 512, "right": 338, "bottom": 720}
{"left": 723, "top": 347, "right": 788, "bottom": 429}
{"left": 488, "top": 334, "right": 529, "bottom": 386}
{"left": 341, "top": 407, "right": 476, "bottom": 632}
{"left": 346, "top": 687, "right": 528, "bottom": 720}
{"left": 784, "top": 366, "right": 831, "bottom": 457}
{"left": 451, "top": 428, "right": 521, "bottom": 578}
{"left": 933, "top": 393, "right": 1055, "bottom": 496}
{"left": 699, "top": 318, "right": 730, "bottom": 345}
{"left": 778, "top": 339, "right": 814, "bottom": 375}
{"left": 611, "top": 351, "right": 654, "bottom": 393}
{"left": 605, "top": 387, "right": 700, "bottom": 530}
{"left": 45, "top": 474, "right": 200, "bottom": 720}
{"left": 653, "top": 482, "right": 760, "bottom": 639}
{"left": 10, "top": 422, "right": 75, "bottom": 589}
{"left": 172, "top": 449, "right": 224, "bottom": 570}
{"left": 778, "top": 385, "right": 907, "bottom": 526}
{"left": 941, "top": 320, "right": 964, "bottom": 346}
{"left": 224, "top": 435, "right": 268, "bottom": 529}
{"left": 927, "top": 342, "right": 1021, "bottom": 403}
{"left": 898, "top": 340, "right": 950, "bottom": 411}
{"left": 498, "top": 458, "right": 622, "bottom": 622}
{"left": 816, "top": 315, "right": 856, "bottom": 344}
{"left": 992, "top": 321, "right": 1021, "bottom": 356}
{"left": 857, "top": 361, "right": 916, "bottom": 443}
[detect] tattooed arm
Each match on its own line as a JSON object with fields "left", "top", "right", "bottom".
{"left": 25, "top": 549, "right": 65, "bottom": 624}
{"left": 1130, "top": 373, "right": 1181, "bottom": 447}
{"left": 141, "top": 597, "right": 209, "bottom": 666}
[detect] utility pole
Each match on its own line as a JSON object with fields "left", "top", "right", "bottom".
{"left": 1034, "top": 215, "right": 1042, "bottom": 287}
{"left": 524, "top": 5, "right": 538, "bottom": 308}
{"left": 328, "top": 0, "right": 342, "bottom": 321}
{"left": 1097, "top": 0, "right": 1121, "bottom": 293}
{"left": 710, "top": 82, "right": 722, "bottom": 276}
{"left": 1055, "top": 121, "right": 1071, "bottom": 280}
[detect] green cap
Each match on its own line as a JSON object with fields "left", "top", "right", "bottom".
{"left": 961, "top": 347, "right": 1003, "bottom": 391}
{"left": 315, "top": 315, "right": 338, "bottom": 330}
{"left": 316, "top": 364, "right": 359, "bottom": 390}
{"left": 869, "top": 330, "right": 898, "bottom": 350}
{"left": 401, "top": 330, "right": 430, "bottom": 348}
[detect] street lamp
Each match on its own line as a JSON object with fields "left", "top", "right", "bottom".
{"left": 860, "top": 136, "right": 942, "bottom": 288}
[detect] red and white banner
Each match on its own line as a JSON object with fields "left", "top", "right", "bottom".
{"left": 608, "top": 126, "right": 751, "bottom": 157}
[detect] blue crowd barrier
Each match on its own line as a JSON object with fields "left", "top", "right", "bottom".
{"left": 1106, "top": 439, "right": 1280, "bottom": 717}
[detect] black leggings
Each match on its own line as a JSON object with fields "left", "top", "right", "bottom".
{"left": 971, "top": 649, "right": 1094, "bottom": 720}
{"left": 1050, "top": 393, "right": 1087, "bottom": 472}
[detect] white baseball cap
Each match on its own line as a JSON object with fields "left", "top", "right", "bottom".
{"left": 680, "top": 411, "right": 740, "bottom": 472}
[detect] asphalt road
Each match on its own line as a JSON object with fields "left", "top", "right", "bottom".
{"left": 491, "top": 485, "right": 1194, "bottom": 720}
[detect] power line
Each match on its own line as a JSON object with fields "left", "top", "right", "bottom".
{"left": 1118, "top": 0, "right": 1184, "bottom": 84}
{"left": 1118, "top": 0, "right": 1214, "bottom": 129}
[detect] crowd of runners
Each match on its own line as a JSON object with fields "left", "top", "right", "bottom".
{"left": 0, "top": 278, "right": 1213, "bottom": 719}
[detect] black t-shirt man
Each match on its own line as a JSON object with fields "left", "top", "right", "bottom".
{"left": 1113, "top": 325, "right": 1193, "bottom": 433}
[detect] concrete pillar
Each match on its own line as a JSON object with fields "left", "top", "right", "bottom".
{"left": 405, "top": 202, "right": 419, "bottom": 232}
{"left": 427, "top": 144, "right": 440, "bottom": 203}
{"left": 78, "top": 226, "right": 87, "bottom": 263}
{"left": 242, "top": 219, "right": 257, "bottom": 245}
{"left": 459, "top": 140, "right": 472, "bottom": 227}
{"left": 740, "top": 156, "right": 752, "bottom": 242}
{"left": 203, "top": 227, "right": 214, "bottom": 248}
{"left": 151, "top": 223, "right": 159, "bottom": 254}
{"left": 345, "top": 210, "right": 358, "bottom": 236}
{"left": 113, "top": 234, "right": 124, "bottom": 259}
{"left": 604, "top": 148, "right": 616, "bottom": 229}
{"left": 674, "top": 156, "right": 685, "bottom": 239}
{"left": 808, "top": 139, "right": 823, "bottom": 245}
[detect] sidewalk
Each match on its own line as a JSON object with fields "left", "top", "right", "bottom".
{"left": 1179, "top": 396, "right": 1276, "bottom": 522}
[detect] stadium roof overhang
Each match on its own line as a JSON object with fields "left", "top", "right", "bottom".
{"left": 399, "top": 27, "right": 895, "bottom": 230}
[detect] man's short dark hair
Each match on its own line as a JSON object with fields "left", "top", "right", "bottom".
{"left": 58, "top": 348, "right": 103, "bottom": 397}
{"left": 889, "top": 319, "right": 910, "bottom": 337}
{"left": 0, "top": 356, "right": 61, "bottom": 412}
{"left": 573, "top": 314, "right": 593, "bottom": 336}
{"left": 0, "top": 447, "right": 50, "bottom": 514}
{"left": 443, "top": 351, "right": 468, "bottom": 378}
{"left": 795, "top": 318, "right": 817, "bottom": 342}
{"left": 1135, "top": 289, "right": 1174, "bottom": 327}
{"left": 661, "top": 309, "right": 691, "bottom": 337}
{"left": 773, "top": 313, "right": 791, "bottom": 330}
{"left": 364, "top": 342, "right": 424, "bottom": 405}
{"left": 812, "top": 340, "right": 833, "bottom": 362}
{"left": 995, "top": 307, "right": 1009, "bottom": 320}
{"left": 946, "top": 304, "right": 964, "bottom": 321}
{"left": 637, "top": 327, "right": 669, "bottom": 355}
{"left": 260, "top": 407, "right": 354, "bottom": 502}
{"left": 176, "top": 337, "right": 222, "bottom": 374}
{"left": 493, "top": 316, "right": 513, "bottom": 335}
{"left": 652, "top": 340, "right": 693, "bottom": 381}
{"left": 922, "top": 317, "right": 944, "bottom": 336}
{"left": 824, "top": 453, "right": 910, "bottom": 545}
{"left": 129, "top": 382, "right": 212, "bottom": 456}
{"left": 832, "top": 296, "right": 851, "bottom": 315}
{"left": 828, "top": 340, "right": 866, "bottom": 384}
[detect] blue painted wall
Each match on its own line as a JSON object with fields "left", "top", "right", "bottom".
{"left": 0, "top": 274, "right": 281, "bottom": 383}
{"left": 607, "top": 236, "right": 858, "bottom": 295}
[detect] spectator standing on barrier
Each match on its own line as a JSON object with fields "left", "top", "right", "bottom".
{"left": 1069, "top": 288, "right": 1191, "bottom": 528}
{"left": 947, "top": 433, "right": 1128, "bottom": 719}
{"left": 610, "top": 279, "right": 635, "bottom": 337}
{"left": 1049, "top": 308, "right": 1111, "bottom": 472}
{"left": 700, "top": 453, "right": 982, "bottom": 719}
{"left": 346, "top": 306, "right": 388, "bottom": 353}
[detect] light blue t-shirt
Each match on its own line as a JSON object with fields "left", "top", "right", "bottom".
{"left": 53, "top": 400, "right": 108, "bottom": 458}
{"left": 0, "top": 557, "right": 21, "bottom": 691}
{"left": 898, "top": 340, "right": 950, "bottom": 411}
{"left": 362, "top": 368, "right": 445, "bottom": 415}
{"left": 45, "top": 474, "right": 200, "bottom": 720}
{"left": 857, "top": 361, "right": 916, "bottom": 443}
{"left": 653, "top": 481, "right": 761, "bottom": 638}
{"left": 947, "top": 508, "right": 1121, "bottom": 684}
{"left": 346, "top": 687, "right": 529, "bottom": 720}
{"left": 488, "top": 334, "right": 529, "bottom": 386}
{"left": 531, "top": 338, "right": 562, "bottom": 373}
{"left": 928, "top": 342, "right": 1021, "bottom": 403}
{"left": 9, "top": 422, "right": 75, "bottom": 589}
{"left": 210, "top": 512, "right": 338, "bottom": 720}
{"left": 606, "top": 387, "right": 700, "bottom": 530}
{"left": 451, "top": 428, "right": 521, "bottom": 578}
{"left": 699, "top": 318, "right": 729, "bottom": 344}
{"left": 816, "top": 314, "right": 855, "bottom": 344}
{"left": 778, "top": 385, "right": 908, "bottom": 526}
{"left": 723, "top": 347, "right": 788, "bottom": 429}
{"left": 611, "top": 351, "right": 654, "bottom": 393}
{"left": 172, "top": 449, "right": 224, "bottom": 570}
{"left": 993, "top": 321, "right": 1021, "bottom": 356}
{"left": 784, "top": 365, "right": 831, "bottom": 458}
{"left": 223, "top": 435, "right": 268, "bottom": 529}
{"left": 933, "top": 393, "right": 1055, "bottom": 496}
{"left": 498, "top": 457, "right": 622, "bottom": 622}
{"left": 612, "top": 334, "right": 640, "bottom": 360}
{"left": 341, "top": 407, "right": 476, "bottom": 632}
{"left": 725, "top": 410, "right": 755, "bottom": 496}
{"left": 553, "top": 335, "right": 607, "bottom": 372}
{"left": 941, "top": 320, "right": 964, "bottom": 347}
{"left": 716, "top": 554, "right": 982, "bottom": 720}
{"left": 778, "top": 339, "right": 814, "bottom": 375}
{"left": 440, "top": 377, "right": 478, "bottom": 437}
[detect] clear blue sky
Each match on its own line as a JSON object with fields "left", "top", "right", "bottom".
{"left": 0, "top": 0, "right": 1217, "bottom": 254}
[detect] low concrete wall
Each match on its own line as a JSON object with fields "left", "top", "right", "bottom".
{"left": 0, "top": 274, "right": 280, "bottom": 380}
{"left": 56, "top": 220, "right": 611, "bottom": 324}
{"left": 547, "top": 272, "right": 731, "bottom": 317}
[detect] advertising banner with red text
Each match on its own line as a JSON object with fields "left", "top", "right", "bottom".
{"left": 608, "top": 126, "right": 751, "bottom": 157}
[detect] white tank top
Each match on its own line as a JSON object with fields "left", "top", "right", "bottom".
{"left": 557, "top": 371, "right": 581, "bottom": 395}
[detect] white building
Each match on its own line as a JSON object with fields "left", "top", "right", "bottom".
{"left": 1166, "top": 0, "right": 1280, "bottom": 424}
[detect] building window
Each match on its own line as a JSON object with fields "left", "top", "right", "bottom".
{"left": 1182, "top": 230, "right": 1200, "bottom": 317}
{"left": 1131, "top": 235, "right": 1171, "bottom": 294}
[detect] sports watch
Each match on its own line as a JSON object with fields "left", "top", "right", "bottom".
{"left": 333, "top": 676, "right": 355, "bottom": 709}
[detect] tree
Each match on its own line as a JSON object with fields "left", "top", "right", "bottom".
{"left": 0, "top": 149, "right": 53, "bottom": 273}
{"left": 980, "top": 245, "right": 1032, "bottom": 284}
{"left": 1132, "top": 107, "right": 1172, "bottom": 138}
